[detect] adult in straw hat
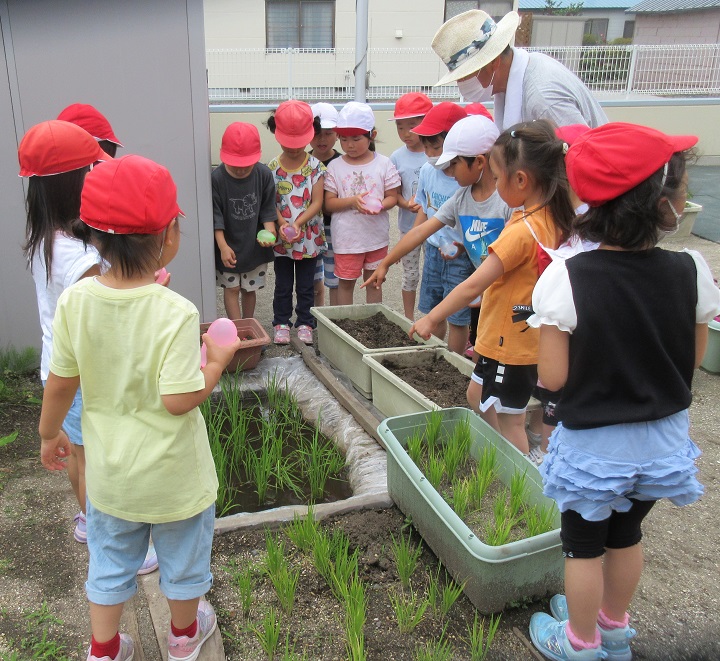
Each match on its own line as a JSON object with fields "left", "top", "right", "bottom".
{"left": 432, "top": 10, "right": 607, "bottom": 131}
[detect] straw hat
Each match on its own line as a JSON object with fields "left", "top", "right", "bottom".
{"left": 432, "top": 10, "right": 520, "bottom": 86}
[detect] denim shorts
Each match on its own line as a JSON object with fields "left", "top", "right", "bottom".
{"left": 418, "top": 244, "right": 474, "bottom": 326}
{"left": 43, "top": 381, "right": 83, "bottom": 446}
{"left": 85, "top": 501, "right": 215, "bottom": 605}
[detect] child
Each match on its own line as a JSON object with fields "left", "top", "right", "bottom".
{"left": 39, "top": 154, "right": 241, "bottom": 661}
{"left": 365, "top": 112, "right": 511, "bottom": 356}
{"left": 266, "top": 100, "right": 326, "bottom": 345}
{"left": 212, "top": 122, "right": 277, "bottom": 321}
{"left": 527, "top": 123, "right": 720, "bottom": 660}
{"left": 409, "top": 120, "right": 574, "bottom": 455}
{"left": 324, "top": 101, "right": 400, "bottom": 305}
{"left": 20, "top": 120, "right": 108, "bottom": 545}
{"left": 57, "top": 103, "right": 124, "bottom": 158}
{"left": 310, "top": 102, "right": 342, "bottom": 307}
{"left": 389, "top": 92, "right": 432, "bottom": 319}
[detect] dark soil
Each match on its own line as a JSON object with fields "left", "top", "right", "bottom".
{"left": 334, "top": 313, "right": 421, "bottom": 349}
{"left": 381, "top": 353, "right": 470, "bottom": 408}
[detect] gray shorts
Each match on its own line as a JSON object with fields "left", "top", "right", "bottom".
{"left": 216, "top": 263, "right": 268, "bottom": 292}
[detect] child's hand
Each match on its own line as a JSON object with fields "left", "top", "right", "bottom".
{"left": 202, "top": 332, "right": 243, "bottom": 370}
{"left": 257, "top": 230, "right": 277, "bottom": 248}
{"left": 359, "top": 193, "right": 384, "bottom": 216}
{"left": 40, "top": 430, "right": 71, "bottom": 471}
{"left": 220, "top": 246, "right": 237, "bottom": 268}
{"left": 440, "top": 242, "right": 465, "bottom": 261}
{"left": 407, "top": 195, "right": 421, "bottom": 214}
{"left": 361, "top": 265, "right": 388, "bottom": 289}
{"left": 409, "top": 317, "right": 433, "bottom": 341}
{"left": 280, "top": 224, "right": 301, "bottom": 243}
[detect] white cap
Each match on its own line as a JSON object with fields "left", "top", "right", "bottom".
{"left": 311, "top": 102, "right": 339, "bottom": 129}
{"left": 336, "top": 101, "right": 375, "bottom": 135}
{"left": 436, "top": 115, "right": 499, "bottom": 168}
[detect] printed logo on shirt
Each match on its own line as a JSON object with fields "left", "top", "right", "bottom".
{"left": 459, "top": 216, "right": 504, "bottom": 268}
{"left": 230, "top": 194, "right": 258, "bottom": 221}
{"left": 426, "top": 191, "right": 452, "bottom": 213}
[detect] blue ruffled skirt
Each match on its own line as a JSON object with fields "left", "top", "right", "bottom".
{"left": 541, "top": 410, "right": 703, "bottom": 521}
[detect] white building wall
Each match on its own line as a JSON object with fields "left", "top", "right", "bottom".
{"left": 634, "top": 10, "right": 720, "bottom": 45}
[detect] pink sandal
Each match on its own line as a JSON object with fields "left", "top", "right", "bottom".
{"left": 273, "top": 324, "right": 290, "bottom": 344}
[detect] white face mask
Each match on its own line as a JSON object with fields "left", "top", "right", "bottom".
{"left": 457, "top": 69, "right": 495, "bottom": 103}
{"left": 426, "top": 156, "right": 440, "bottom": 166}
{"left": 663, "top": 198, "right": 684, "bottom": 237}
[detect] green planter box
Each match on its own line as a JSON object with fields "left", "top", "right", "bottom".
{"left": 363, "top": 347, "right": 473, "bottom": 418}
{"left": 379, "top": 408, "right": 563, "bottom": 614}
{"left": 310, "top": 303, "right": 445, "bottom": 398}
{"left": 701, "top": 318, "right": 720, "bottom": 374}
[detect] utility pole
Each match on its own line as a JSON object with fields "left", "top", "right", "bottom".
{"left": 354, "top": 0, "right": 369, "bottom": 101}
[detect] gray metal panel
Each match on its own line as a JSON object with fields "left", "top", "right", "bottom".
{"left": 0, "top": 0, "right": 216, "bottom": 351}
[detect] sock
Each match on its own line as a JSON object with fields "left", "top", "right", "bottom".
{"left": 565, "top": 623, "right": 601, "bottom": 651}
{"left": 171, "top": 618, "right": 198, "bottom": 639}
{"left": 598, "top": 608, "right": 630, "bottom": 630}
{"left": 91, "top": 632, "right": 120, "bottom": 659}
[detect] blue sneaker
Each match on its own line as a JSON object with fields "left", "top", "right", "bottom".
{"left": 530, "top": 613, "right": 606, "bottom": 660}
{"left": 550, "top": 595, "right": 635, "bottom": 661}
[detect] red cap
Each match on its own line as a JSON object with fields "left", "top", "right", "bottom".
{"left": 392, "top": 92, "right": 433, "bottom": 120}
{"left": 57, "top": 103, "right": 123, "bottom": 146}
{"left": 411, "top": 102, "right": 467, "bottom": 136}
{"left": 274, "top": 100, "right": 315, "bottom": 149}
{"left": 18, "top": 120, "right": 112, "bottom": 177}
{"left": 464, "top": 103, "right": 493, "bottom": 121}
{"left": 220, "top": 122, "right": 262, "bottom": 167}
{"left": 555, "top": 124, "right": 590, "bottom": 146}
{"left": 566, "top": 123, "right": 698, "bottom": 208}
{"left": 80, "top": 155, "right": 183, "bottom": 235}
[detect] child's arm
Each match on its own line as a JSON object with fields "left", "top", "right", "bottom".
{"left": 161, "top": 334, "right": 243, "bottom": 416}
{"left": 362, "top": 216, "right": 446, "bottom": 289}
{"left": 214, "top": 229, "right": 237, "bottom": 268}
{"left": 696, "top": 323, "right": 709, "bottom": 369}
{"left": 397, "top": 192, "right": 421, "bottom": 214}
{"left": 409, "top": 252, "right": 504, "bottom": 339}
{"left": 382, "top": 187, "right": 400, "bottom": 211}
{"left": 39, "top": 373, "right": 79, "bottom": 471}
{"left": 538, "top": 325, "right": 570, "bottom": 391}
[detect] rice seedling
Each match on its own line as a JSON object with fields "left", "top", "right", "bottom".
{"left": 415, "top": 624, "right": 453, "bottom": 661}
{"left": 286, "top": 508, "right": 319, "bottom": 553}
{"left": 424, "top": 451, "right": 444, "bottom": 490}
{"left": 279, "top": 632, "right": 308, "bottom": 661}
{"left": 524, "top": 502, "right": 558, "bottom": 537}
{"left": 470, "top": 445, "right": 497, "bottom": 508}
{"left": 271, "top": 563, "right": 300, "bottom": 615}
{"left": 466, "top": 613, "right": 501, "bottom": 661}
{"left": 330, "top": 542, "right": 360, "bottom": 602}
{"left": 424, "top": 409, "right": 444, "bottom": 453}
{"left": 438, "top": 574, "right": 464, "bottom": 619}
{"left": 201, "top": 397, "right": 235, "bottom": 516}
{"left": 389, "top": 587, "right": 430, "bottom": 634}
{"left": 508, "top": 470, "right": 530, "bottom": 520}
{"left": 406, "top": 430, "right": 424, "bottom": 466}
{"left": 391, "top": 531, "right": 423, "bottom": 589}
{"left": 451, "top": 477, "right": 472, "bottom": 520}
{"left": 426, "top": 565, "right": 442, "bottom": 618}
{"left": 300, "top": 414, "right": 345, "bottom": 501}
{"left": 226, "top": 559, "right": 255, "bottom": 618}
{"left": 443, "top": 419, "right": 472, "bottom": 476}
{"left": 253, "top": 607, "right": 282, "bottom": 660}
{"left": 485, "top": 491, "right": 515, "bottom": 546}
{"left": 312, "top": 529, "right": 334, "bottom": 584}
{"left": 343, "top": 574, "right": 367, "bottom": 661}
{"left": 264, "top": 530, "right": 286, "bottom": 577}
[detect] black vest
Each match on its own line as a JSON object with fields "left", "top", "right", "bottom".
{"left": 556, "top": 248, "right": 697, "bottom": 429}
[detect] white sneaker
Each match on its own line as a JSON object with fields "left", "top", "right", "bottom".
{"left": 527, "top": 446, "right": 546, "bottom": 466}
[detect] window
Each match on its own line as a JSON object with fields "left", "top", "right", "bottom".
{"left": 444, "top": 1, "right": 509, "bottom": 22}
{"left": 266, "top": 0, "right": 335, "bottom": 49}
{"left": 623, "top": 20, "right": 635, "bottom": 40}
{"left": 584, "top": 18, "right": 609, "bottom": 43}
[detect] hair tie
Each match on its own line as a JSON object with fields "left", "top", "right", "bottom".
{"left": 562, "top": 142, "right": 569, "bottom": 155}
{"left": 510, "top": 130, "right": 517, "bottom": 138}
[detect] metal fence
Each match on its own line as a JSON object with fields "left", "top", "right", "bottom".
{"left": 206, "top": 44, "right": 720, "bottom": 103}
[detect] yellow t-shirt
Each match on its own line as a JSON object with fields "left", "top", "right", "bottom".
{"left": 475, "top": 208, "right": 561, "bottom": 365}
{"left": 51, "top": 278, "right": 217, "bottom": 523}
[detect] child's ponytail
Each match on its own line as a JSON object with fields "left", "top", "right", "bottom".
{"left": 493, "top": 120, "right": 574, "bottom": 241}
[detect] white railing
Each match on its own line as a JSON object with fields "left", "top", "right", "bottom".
{"left": 206, "top": 44, "right": 720, "bottom": 103}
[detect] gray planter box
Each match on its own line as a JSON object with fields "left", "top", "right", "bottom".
{"left": 379, "top": 408, "right": 563, "bottom": 614}
{"left": 310, "top": 304, "right": 445, "bottom": 398}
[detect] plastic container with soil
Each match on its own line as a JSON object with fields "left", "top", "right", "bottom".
{"left": 378, "top": 407, "right": 563, "bottom": 614}
{"left": 701, "top": 318, "right": 720, "bottom": 374}
{"left": 310, "top": 303, "right": 445, "bottom": 398}
{"left": 363, "top": 347, "right": 473, "bottom": 418}
{"left": 199, "top": 317, "right": 270, "bottom": 372}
